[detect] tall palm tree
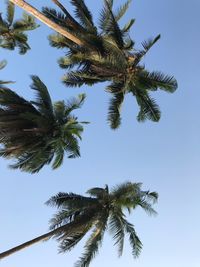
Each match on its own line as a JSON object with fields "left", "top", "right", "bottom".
{"left": 0, "top": 1, "right": 39, "bottom": 54}
{"left": 0, "top": 76, "right": 87, "bottom": 173}
{"left": 0, "top": 182, "right": 158, "bottom": 266}
{"left": 43, "top": 0, "right": 178, "bottom": 128}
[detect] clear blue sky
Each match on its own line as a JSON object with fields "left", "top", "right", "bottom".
{"left": 0, "top": 0, "right": 200, "bottom": 266}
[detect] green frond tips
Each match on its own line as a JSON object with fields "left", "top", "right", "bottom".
{"left": 44, "top": 182, "right": 157, "bottom": 266}
{"left": 0, "top": 77, "right": 87, "bottom": 173}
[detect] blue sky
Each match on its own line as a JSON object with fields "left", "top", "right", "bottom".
{"left": 0, "top": 0, "right": 200, "bottom": 266}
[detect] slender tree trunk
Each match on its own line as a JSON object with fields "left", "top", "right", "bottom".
{"left": 9, "top": 0, "right": 83, "bottom": 46}
{"left": 0, "top": 225, "right": 67, "bottom": 260}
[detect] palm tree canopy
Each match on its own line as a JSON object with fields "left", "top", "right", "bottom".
{"left": 42, "top": 0, "right": 178, "bottom": 129}
{"left": 0, "top": 76, "right": 87, "bottom": 173}
{"left": 0, "top": 1, "right": 39, "bottom": 54}
{"left": 46, "top": 181, "right": 158, "bottom": 267}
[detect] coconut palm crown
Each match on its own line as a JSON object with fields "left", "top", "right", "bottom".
{"left": 42, "top": 0, "right": 178, "bottom": 129}
{"left": 0, "top": 76, "right": 87, "bottom": 173}
{"left": 0, "top": 1, "right": 39, "bottom": 54}
{"left": 46, "top": 182, "right": 158, "bottom": 267}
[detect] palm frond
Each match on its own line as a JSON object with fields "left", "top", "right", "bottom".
{"left": 64, "top": 93, "right": 86, "bottom": 116}
{"left": 48, "top": 33, "right": 77, "bottom": 50}
{"left": 70, "top": 0, "right": 96, "bottom": 33}
{"left": 108, "top": 90, "right": 125, "bottom": 129}
{"left": 59, "top": 231, "right": 88, "bottom": 253}
{"left": 6, "top": 1, "right": 15, "bottom": 26}
{"left": 99, "top": 0, "right": 113, "bottom": 31}
{"left": 42, "top": 7, "right": 67, "bottom": 27}
{"left": 62, "top": 70, "right": 104, "bottom": 87}
{"left": 109, "top": 210, "right": 125, "bottom": 257}
{"left": 115, "top": 0, "right": 132, "bottom": 22}
{"left": 30, "top": 75, "right": 53, "bottom": 118}
{"left": 13, "top": 13, "right": 39, "bottom": 32}
{"left": 49, "top": 209, "right": 79, "bottom": 230}
{"left": 86, "top": 187, "right": 107, "bottom": 198}
{"left": 75, "top": 212, "right": 108, "bottom": 267}
{"left": 46, "top": 192, "right": 97, "bottom": 209}
{"left": 102, "top": 1, "right": 124, "bottom": 48}
{"left": 138, "top": 70, "right": 178, "bottom": 93}
{"left": 111, "top": 182, "right": 142, "bottom": 201}
{"left": 134, "top": 90, "right": 161, "bottom": 122}
{"left": 122, "top": 18, "right": 135, "bottom": 33}
{"left": 134, "top": 35, "right": 161, "bottom": 65}
{"left": 122, "top": 218, "right": 143, "bottom": 258}
{"left": 51, "top": 0, "right": 83, "bottom": 31}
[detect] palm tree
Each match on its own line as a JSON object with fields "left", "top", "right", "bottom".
{"left": 43, "top": 0, "right": 178, "bottom": 128}
{"left": 0, "top": 1, "right": 39, "bottom": 54}
{"left": 8, "top": 1, "right": 177, "bottom": 127}
{"left": 0, "top": 182, "right": 158, "bottom": 266}
{"left": 0, "top": 76, "right": 87, "bottom": 173}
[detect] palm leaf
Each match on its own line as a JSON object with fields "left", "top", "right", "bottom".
{"left": 70, "top": 0, "right": 96, "bottom": 33}
{"left": 135, "top": 90, "right": 161, "bottom": 122}
{"left": 134, "top": 35, "right": 161, "bottom": 65}
{"left": 138, "top": 70, "right": 178, "bottom": 93}
{"left": 108, "top": 90, "right": 125, "bottom": 129}
{"left": 102, "top": 1, "right": 124, "bottom": 48}
{"left": 122, "top": 18, "right": 135, "bottom": 33}
{"left": 13, "top": 13, "right": 39, "bottom": 32}
{"left": 109, "top": 210, "right": 125, "bottom": 257}
{"left": 6, "top": 1, "right": 15, "bottom": 26}
{"left": 64, "top": 93, "right": 86, "bottom": 116}
{"left": 46, "top": 192, "right": 97, "bottom": 208}
{"left": 75, "top": 213, "right": 108, "bottom": 267}
{"left": 115, "top": 0, "right": 132, "bottom": 22}
{"left": 122, "top": 218, "right": 142, "bottom": 258}
{"left": 30, "top": 75, "right": 53, "bottom": 118}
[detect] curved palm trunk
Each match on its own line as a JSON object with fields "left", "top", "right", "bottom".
{"left": 8, "top": 0, "right": 83, "bottom": 46}
{"left": 0, "top": 224, "right": 67, "bottom": 260}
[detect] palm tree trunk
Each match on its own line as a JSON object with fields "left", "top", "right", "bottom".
{"left": 8, "top": 0, "right": 83, "bottom": 46}
{"left": 0, "top": 224, "right": 67, "bottom": 260}
{"left": 0, "top": 211, "right": 96, "bottom": 261}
